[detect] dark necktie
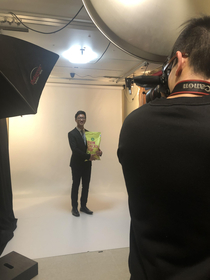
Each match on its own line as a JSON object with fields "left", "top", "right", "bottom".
{"left": 81, "top": 130, "right": 86, "bottom": 145}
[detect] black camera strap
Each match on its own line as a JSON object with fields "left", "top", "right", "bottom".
{"left": 169, "top": 80, "right": 210, "bottom": 97}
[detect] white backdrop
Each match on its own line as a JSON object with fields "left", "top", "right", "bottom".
{"left": 8, "top": 83, "right": 125, "bottom": 198}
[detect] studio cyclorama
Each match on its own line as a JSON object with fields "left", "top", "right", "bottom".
{"left": 1, "top": 1, "right": 210, "bottom": 280}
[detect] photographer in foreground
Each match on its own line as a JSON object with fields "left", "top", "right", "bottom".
{"left": 118, "top": 16, "right": 210, "bottom": 280}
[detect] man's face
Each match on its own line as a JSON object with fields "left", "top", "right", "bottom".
{"left": 75, "top": 114, "right": 86, "bottom": 127}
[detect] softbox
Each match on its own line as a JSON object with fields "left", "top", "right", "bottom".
{"left": 0, "top": 34, "right": 59, "bottom": 119}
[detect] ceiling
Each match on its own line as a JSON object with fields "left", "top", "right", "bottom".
{"left": 0, "top": 0, "right": 162, "bottom": 87}
{"left": 0, "top": 0, "right": 209, "bottom": 87}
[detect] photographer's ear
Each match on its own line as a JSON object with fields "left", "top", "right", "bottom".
{"left": 175, "top": 51, "right": 186, "bottom": 77}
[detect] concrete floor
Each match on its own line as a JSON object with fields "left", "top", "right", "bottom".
{"left": 34, "top": 247, "right": 130, "bottom": 280}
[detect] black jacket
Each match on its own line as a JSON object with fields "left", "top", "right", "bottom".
{"left": 68, "top": 128, "right": 91, "bottom": 167}
{"left": 118, "top": 95, "right": 210, "bottom": 280}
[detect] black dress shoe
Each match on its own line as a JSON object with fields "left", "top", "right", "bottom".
{"left": 80, "top": 206, "right": 93, "bottom": 215}
{"left": 72, "top": 208, "right": 80, "bottom": 217}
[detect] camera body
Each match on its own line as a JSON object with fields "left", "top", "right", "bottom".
{"left": 125, "top": 65, "right": 170, "bottom": 103}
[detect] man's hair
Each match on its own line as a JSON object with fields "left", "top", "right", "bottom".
{"left": 170, "top": 16, "right": 210, "bottom": 79}
{"left": 75, "top": 110, "right": 86, "bottom": 119}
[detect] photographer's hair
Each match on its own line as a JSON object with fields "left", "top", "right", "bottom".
{"left": 170, "top": 16, "right": 210, "bottom": 79}
{"left": 75, "top": 110, "right": 86, "bottom": 119}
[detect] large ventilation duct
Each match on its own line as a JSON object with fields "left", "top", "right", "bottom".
{"left": 82, "top": 0, "right": 210, "bottom": 63}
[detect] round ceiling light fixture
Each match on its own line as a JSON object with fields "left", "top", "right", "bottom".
{"left": 63, "top": 45, "right": 98, "bottom": 64}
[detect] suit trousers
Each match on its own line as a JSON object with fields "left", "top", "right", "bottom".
{"left": 71, "top": 161, "right": 92, "bottom": 209}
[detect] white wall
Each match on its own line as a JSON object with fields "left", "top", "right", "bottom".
{"left": 122, "top": 84, "right": 140, "bottom": 121}
{"left": 9, "top": 83, "right": 125, "bottom": 198}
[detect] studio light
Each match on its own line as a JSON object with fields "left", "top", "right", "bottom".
{"left": 118, "top": 0, "right": 145, "bottom": 5}
{"left": 62, "top": 45, "right": 98, "bottom": 64}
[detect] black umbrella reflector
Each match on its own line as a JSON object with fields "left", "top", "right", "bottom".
{"left": 0, "top": 35, "right": 59, "bottom": 119}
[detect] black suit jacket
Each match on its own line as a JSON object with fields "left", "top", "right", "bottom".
{"left": 68, "top": 128, "right": 91, "bottom": 167}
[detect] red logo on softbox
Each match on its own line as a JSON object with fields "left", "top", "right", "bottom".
{"left": 30, "top": 65, "right": 43, "bottom": 85}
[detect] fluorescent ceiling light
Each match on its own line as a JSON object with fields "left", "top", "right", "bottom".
{"left": 63, "top": 45, "right": 98, "bottom": 64}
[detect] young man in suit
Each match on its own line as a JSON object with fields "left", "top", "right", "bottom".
{"left": 68, "top": 110, "right": 102, "bottom": 217}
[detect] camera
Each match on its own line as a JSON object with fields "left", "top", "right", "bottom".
{"left": 125, "top": 64, "right": 170, "bottom": 103}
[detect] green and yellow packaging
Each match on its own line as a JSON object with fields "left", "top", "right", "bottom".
{"left": 85, "top": 132, "right": 101, "bottom": 160}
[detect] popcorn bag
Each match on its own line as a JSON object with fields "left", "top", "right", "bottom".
{"left": 85, "top": 132, "right": 101, "bottom": 160}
